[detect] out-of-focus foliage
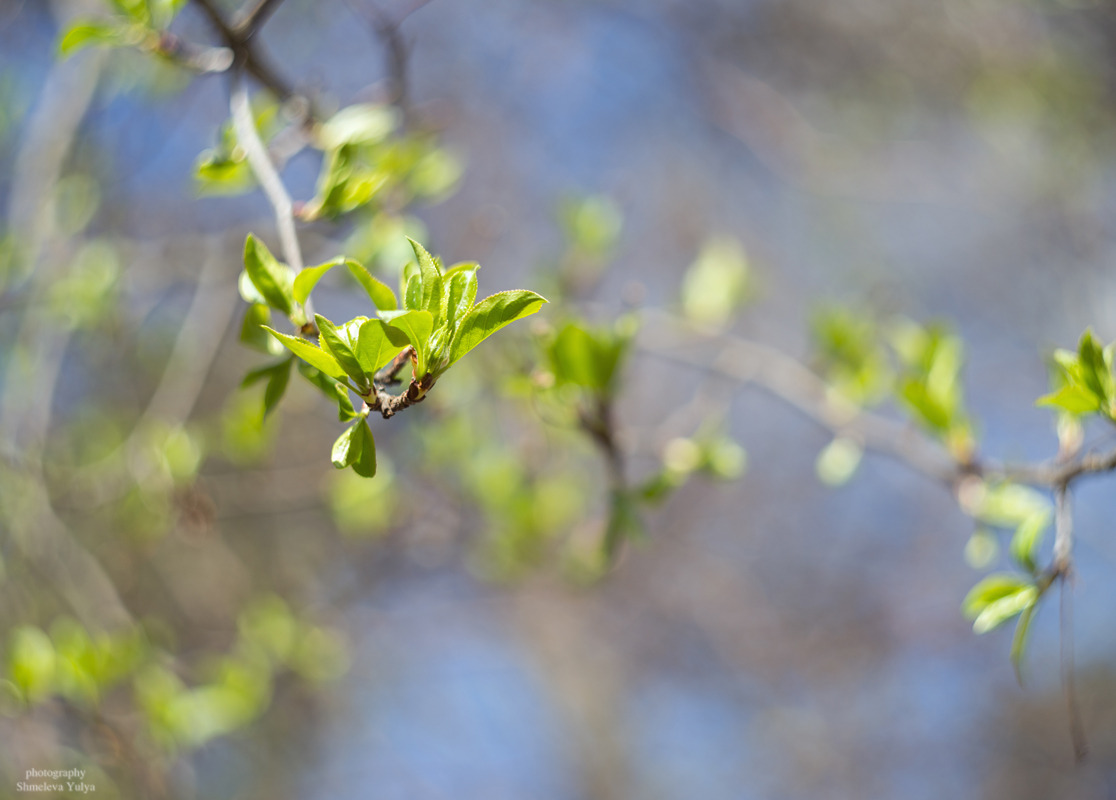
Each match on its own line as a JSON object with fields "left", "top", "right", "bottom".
{"left": 5, "top": 0, "right": 1116, "bottom": 795}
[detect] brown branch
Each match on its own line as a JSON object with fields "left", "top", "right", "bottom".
{"left": 366, "top": 370, "right": 434, "bottom": 419}
{"left": 191, "top": 0, "right": 298, "bottom": 102}
{"left": 344, "top": 0, "right": 433, "bottom": 114}
{"left": 640, "top": 313, "right": 1116, "bottom": 492}
{"left": 153, "top": 31, "right": 234, "bottom": 73}
{"left": 232, "top": 0, "right": 286, "bottom": 37}
{"left": 374, "top": 345, "right": 416, "bottom": 386}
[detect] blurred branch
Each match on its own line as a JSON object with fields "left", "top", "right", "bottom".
{"left": 232, "top": 0, "right": 286, "bottom": 37}
{"left": 639, "top": 315, "right": 962, "bottom": 486}
{"left": 191, "top": 0, "right": 299, "bottom": 103}
{"left": 344, "top": 0, "right": 433, "bottom": 114}
{"left": 76, "top": 241, "right": 238, "bottom": 504}
{"left": 1054, "top": 486, "right": 1088, "bottom": 763}
{"left": 230, "top": 70, "right": 304, "bottom": 273}
{"left": 153, "top": 31, "right": 234, "bottom": 73}
{"left": 640, "top": 312, "right": 1116, "bottom": 493}
{"left": 0, "top": 48, "right": 132, "bottom": 631}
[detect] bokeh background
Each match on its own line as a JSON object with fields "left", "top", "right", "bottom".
{"left": 2, "top": 0, "right": 1116, "bottom": 797}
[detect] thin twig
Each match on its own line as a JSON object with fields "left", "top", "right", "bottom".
{"left": 344, "top": 0, "right": 433, "bottom": 114}
{"left": 233, "top": 0, "right": 286, "bottom": 37}
{"left": 191, "top": 0, "right": 298, "bottom": 101}
{"left": 1054, "top": 486, "right": 1088, "bottom": 763}
{"left": 230, "top": 70, "right": 304, "bottom": 273}
{"left": 639, "top": 313, "right": 1116, "bottom": 491}
{"left": 74, "top": 241, "right": 239, "bottom": 505}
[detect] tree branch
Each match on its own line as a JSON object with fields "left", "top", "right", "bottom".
{"left": 1054, "top": 485, "right": 1088, "bottom": 762}
{"left": 230, "top": 70, "right": 304, "bottom": 273}
{"left": 640, "top": 313, "right": 1116, "bottom": 492}
{"left": 344, "top": 0, "right": 433, "bottom": 114}
{"left": 191, "top": 0, "right": 299, "bottom": 102}
{"left": 233, "top": 0, "right": 286, "bottom": 37}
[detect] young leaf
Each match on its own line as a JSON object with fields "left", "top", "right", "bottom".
{"left": 264, "top": 327, "right": 348, "bottom": 381}
{"left": 240, "top": 303, "right": 281, "bottom": 355}
{"left": 316, "top": 314, "right": 369, "bottom": 391}
{"left": 319, "top": 104, "right": 397, "bottom": 150}
{"left": 58, "top": 22, "right": 123, "bottom": 57}
{"left": 1077, "top": 329, "right": 1113, "bottom": 407}
{"left": 963, "top": 574, "right": 1037, "bottom": 634}
{"left": 407, "top": 238, "right": 443, "bottom": 319}
{"left": 356, "top": 319, "right": 411, "bottom": 374}
{"left": 443, "top": 261, "right": 480, "bottom": 278}
{"left": 1010, "top": 601, "right": 1038, "bottom": 686}
{"left": 352, "top": 420, "right": 377, "bottom": 478}
{"left": 347, "top": 261, "right": 397, "bottom": 312}
{"left": 1010, "top": 510, "right": 1051, "bottom": 573}
{"left": 331, "top": 423, "right": 363, "bottom": 469}
{"left": 331, "top": 419, "right": 377, "bottom": 477}
{"left": 447, "top": 290, "right": 548, "bottom": 367}
{"left": 441, "top": 268, "right": 478, "bottom": 334}
{"left": 244, "top": 235, "right": 295, "bottom": 316}
{"left": 293, "top": 259, "right": 341, "bottom": 306}
{"left": 297, "top": 362, "right": 357, "bottom": 421}
{"left": 815, "top": 437, "right": 864, "bottom": 487}
{"left": 1036, "top": 384, "right": 1101, "bottom": 415}
{"left": 403, "top": 274, "right": 422, "bottom": 312}
{"left": 241, "top": 358, "right": 293, "bottom": 418}
{"left": 549, "top": 323, "right": 621, "bottom": 392}
{"left": 386, "top": 310, "right": 434, "bottom": 376}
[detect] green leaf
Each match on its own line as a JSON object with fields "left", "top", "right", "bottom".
{"left": 244, "top": 235, "right": 295, "bottom": 316}
{"left": 1077, "top": 329, "right": 1113, "bottom": 406}
{"left": 962, "top": 574, "right": 1037, "bottom": 634}
{"left": 386, "top": 310, "right": 434, "bottom": 376}
{"left": 296, "top": 362, "right": 357, "bottom": 421}
{"left": 443, "top": 261, "right": 480, "bottom": 278}
{"left": 967, "top": 482, "right": 1050, "bottom": 529}
{"left": 549, "top": 323, "right": 617, "bottom": 391}
{"left": 441, "top": 268, "right": 478, "bottom": 334}
{"left": 1010, "top": 601, "right": 1038, "bottom": 686}
{"left": 1036, "top": 384, "right": 1101, "bottom": 415}
{"left": 241, "top": 358, "right": 293, "bottom": 418}
{"left": 352, "top": 421, "right": 377, "bottom": 478}
{"left": 331, "top": 420, "right": 376, "bottom": 478}
{"left": 407, "top": 238, "right": 444, "bottom": 319}
{"left": 603, "top": 490, "right": 643, "bottom": 563}
{"left": 264, "top": 327, "right": 348, "bottom": 381}
{"left": 680, "top": 236, "right": 750, "bottom": 330}
{"left": 240, "top": 302, "right": 281, "bottom": 355}
{"left": 403, "top": 273, "right": 422, "bottom": 312}
{"left": 347, "top": 261, "right": 397, "bottom": 312}
{"left": 319, "top": 104, "right": 397, "bottom": 150}
{"left": 262, "top": 358, "right": 292, "bottom": 418}
{"left": 356, "top": 319, "right": 411, "bottom": 374}
{"left": 316, "top": 314, "right": 369, "bottom": 391}
{"left": 1010, "top": 510, "right": 1051, "bottom": 572}
{"left": 332, "top": 422, "right": 362, "bottom": 469}
{"left": 815, "top": 437, "right": 864, "bottom": 487}
{"left": 447, "top": 290, "right": 548, "bottom": 367}
{"left": 293, "top": 259, "right": 341, "bottom": 306}
{"left": 58, "top": 22, "right": 123, "bottom": 57}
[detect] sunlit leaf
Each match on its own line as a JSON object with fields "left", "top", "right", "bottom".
{"left": 447, "top": 290, "right": 548, "bottom": 368}
{"left": 316, "top": 314, "right": 369, "bottom": 391}
{"left": 244, "top": 235, "right": 294, "bottom": 316}
{"left": 263, "top": 327, "right": 348, "bottom": 381}
{"left": 293, "top": 259, "right": 341, "bottom": 306}
{"left": 385, "top": 309, "right": 434, "bottom": 376}
{"left": 356, "top": 319, "right": 411, "bottom": 374}
{"left": 347, "top": 260, "right": 397, "bottom": 312}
